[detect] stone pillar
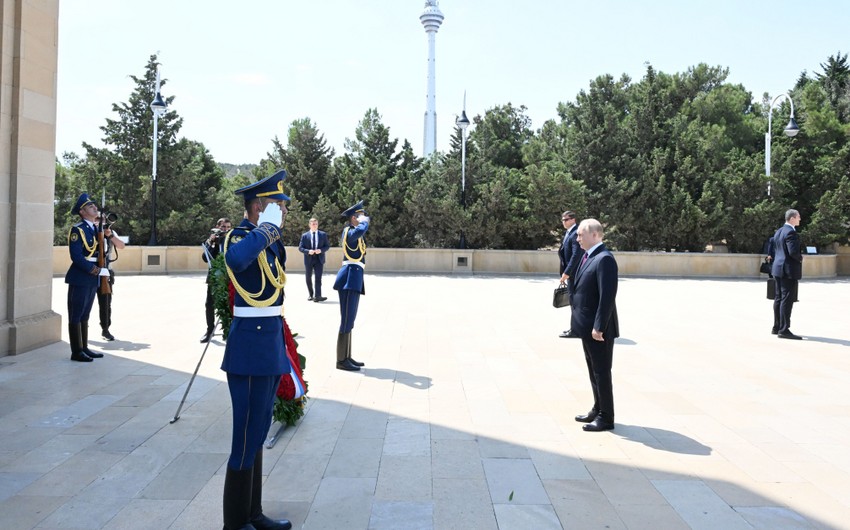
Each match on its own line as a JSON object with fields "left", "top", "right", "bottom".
{"left": 0, "top": 0, "right": 62, "bottom": 356}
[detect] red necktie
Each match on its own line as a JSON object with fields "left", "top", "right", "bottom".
{"left": 581, "top": 252, "right": 588, "bottom": 268}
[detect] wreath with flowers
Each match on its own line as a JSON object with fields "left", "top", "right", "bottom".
{"left": 210, "top": 253, "right": 308, "bottom": 426}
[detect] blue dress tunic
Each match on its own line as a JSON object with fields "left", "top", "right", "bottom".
{"left": 221, "top": 218, "right": 291, "bottom": 469}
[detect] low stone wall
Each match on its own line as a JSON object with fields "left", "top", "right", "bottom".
{"left": 53, "top": 246, "right": 841, "bottom": 278}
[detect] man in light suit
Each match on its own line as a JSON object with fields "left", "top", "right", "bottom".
{"left": 571, "top": 219, "right": 619, "bottom": 432}
{"left": 769, "top": 209, "right": 803, "bottom": 339}
{"left": 298, "top": 218, "right": 330, "bottom": 302}
{"left": 558, "top": 210, "right": 582, "bottom": 338}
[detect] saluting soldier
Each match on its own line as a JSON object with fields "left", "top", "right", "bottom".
{"left": 333, "top": 200, "right": 369, "bottom": 371}
{"left": 220, "top": 170, "right": 292, "bottom": 530}
{"left": 65, "top": 193, "right": 112, "bottom": 362}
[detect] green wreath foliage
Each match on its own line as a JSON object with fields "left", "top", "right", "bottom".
{"left": 209, "top": 254, "right": 233, "bottom": 339}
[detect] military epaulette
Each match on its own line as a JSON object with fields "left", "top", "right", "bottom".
{"left": 226, "top": 226, "right": 252, "bottom": 246}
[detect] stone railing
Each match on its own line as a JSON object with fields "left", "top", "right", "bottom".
{"left": 53, "top": 246, "right": 842, "bottom": 278}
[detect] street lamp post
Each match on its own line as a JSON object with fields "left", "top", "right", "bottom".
{"left": 456, "top": 92, "right": 470, "bottom": 249}
{"left": 148, "top": 67, "right": 167, "bottom": 245}
{"left": 765, "top": 93, "right": 799, "bottom": 196}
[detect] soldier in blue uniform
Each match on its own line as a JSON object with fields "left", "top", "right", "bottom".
{"left": 333, "top": 201, "right": 369, "bottom": 371}
{"left": 221, "top": 170, "right": 292, "bottom": 530}
{"left": 65, "top": 193, "right": 113, "bottom": 362}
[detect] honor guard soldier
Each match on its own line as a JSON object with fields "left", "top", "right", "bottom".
{"left": 333, "top": 200, "right": 369, "bottom": 371}
{"left": 65, "top": 193, "right": 112, "bottom": 362}
{"left": 221, "top": 170, "right": 292, "bottom": 530}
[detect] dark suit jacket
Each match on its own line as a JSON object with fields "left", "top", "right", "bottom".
{"left": 559, "top": 226, "right": 582, "bottom": 278}
{"left": 770, "top": 224, "right": 803, "bottom": 279}
{"left": 570, "top": 244, "right": 619, "bottom": 339}
{"left": 298, "top": 230, "right": 330, "bottom": 265}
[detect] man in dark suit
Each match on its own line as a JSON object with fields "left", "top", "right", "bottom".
{"left": 571, "top": 219, "right": 619, "bottom": 432}
{"left": 769, "top": 209, "right": 803, "bottom": 340}
{"left": 558, "top": 210, "right": 582, "bottom": 338}
{"left": 298, "top": 218, "right": 330, "bottom": 302}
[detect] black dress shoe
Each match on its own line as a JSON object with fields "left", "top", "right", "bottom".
{"left": 84, "top": 349, "right": 104, "bottom": 359}
{"left": 582, "top": 417, "right": 615, "bottom": 432}
{"left": 200, "top": 330, "right": 213, "bottom": 343}
{"left": 349, "top": 358, "right": 365, "bottom": 367}
{"left": 778, "top": 332, "right": 802, "bottom": 340}
{"left": 70, "top": 351, "right": 93, "bottom": 362}
{"left": 559, "top": 329, "right": 579, "bottom": 338}
{"left": 308, "top": 296, "right": 313, "bottom": 301}
{"left": 575, "top": 410, "right": 599, "bottom": 423}
{"left": 314, "top": 296, "right": 327, "bottom": 302}
{"left": 251, "top": 513, "right": 292, "bottom": 530}
{"left": 336, "top": 359, "right": 360, "bottom": 371}
{"left": 771, "top": 328, "right": 779, "bottom": 335}
{"left": 102, "top": 329, "right": 115, "bottom": 341}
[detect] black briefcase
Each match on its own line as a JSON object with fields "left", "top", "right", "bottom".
{"left": 767, "top": 278, "right": 799, "bottom": 302}
{"left": 553, "top": 283, "right": 570, "bottom": 308}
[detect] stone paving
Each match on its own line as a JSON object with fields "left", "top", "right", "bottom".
{"left": 1, "top": 273, "right": 849, "bottom": 529}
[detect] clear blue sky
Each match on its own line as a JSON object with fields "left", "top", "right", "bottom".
{"left": 57, "top": 0, "right": 849, "bottom": 165}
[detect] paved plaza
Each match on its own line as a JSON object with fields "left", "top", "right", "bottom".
{"left": 1, "top": 273, "right": 849, "bottom": 529}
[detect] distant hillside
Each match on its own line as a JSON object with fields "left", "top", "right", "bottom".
{"left": 219, "top": 162, "right": 258, "bottom": 179}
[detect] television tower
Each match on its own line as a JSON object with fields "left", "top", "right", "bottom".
{"left": 420, "top": 1, "right": 444, "bottom": 157}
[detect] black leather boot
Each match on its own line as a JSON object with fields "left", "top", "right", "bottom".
{"left": 80, "top": 321, "right": 103, "bottom": 358}
{"left": 223, "top": 467, "right": 255, "bottom": 530}
{"left": 336, "top": 332, "right": 359, "bottom": 371}
{"left": 346, "top": 333, "right": 364, "bottom": 367}
{"left": 69, "top": 323, "right": 92, "bottom": 362}
{"left": 250, "top": 449, "right": 291, "bottom": 530}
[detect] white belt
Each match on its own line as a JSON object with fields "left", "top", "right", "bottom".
{"left": 342, "top": 261, "right": 364, "bottom": 268}
{"left": 85, "top": 257, "right": 98, "bottom": 262}
{"left": 233, "top": 306, "right": 282, "bottom": 318}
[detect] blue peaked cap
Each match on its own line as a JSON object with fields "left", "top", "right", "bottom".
{"left": 71, "top": 193, "right": 95, "bottom": 215}
{"left": 341, "top": 200, "right": 366, "bottom": 218}
{"left": 235, "top": 169, "right": 291, "bottom": 201}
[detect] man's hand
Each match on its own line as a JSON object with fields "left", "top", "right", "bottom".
{"left": 315, "top": 249, "right": 322, "bottom": 254}
{"left": 560, "top": 273, "right": 569, "bottom": 282}
{"left": 592, "top": 329, "right": 604, "bottom": 342}
{"left": 98, "top": 268, "right": 111, "bottom": 277}
{"left": 357, "top": 214, "right": 369, "bottom": 224}
{"left": 258, "top": 203, "right": 282, "bottom": 227}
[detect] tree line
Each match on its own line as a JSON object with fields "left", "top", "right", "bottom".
{"left": 55, "top": 53, "right": 850, "bottom": 252}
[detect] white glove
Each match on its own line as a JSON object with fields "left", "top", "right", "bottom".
{"left": 357, "top": 214, "right": 370, "bottom": 223}
{"left": 257, "top": 202, "right": 282, "bottom": 228}
{"left": 98, "top": 268, "right": 110, "bottom": 277}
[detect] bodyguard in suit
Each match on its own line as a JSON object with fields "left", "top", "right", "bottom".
{"left": 571, "top": 219, "right": 620, "bottom": 432}
{"left": 221, "top": 170, "right": 292, "bottom": 530}
{"left": 558, "top": 210, "right": 582, "bottom": 338}
{"left": 298, "top": 218, "right": 330, "bottom": 302}
{"left": 333, "top": 200, "right": 369, "bottom": 371}
{"left": 769, "top": 209, "right": 803, "bottom": 340}
{"left": 65, "top": 193, "right": 112, "bottom": 362}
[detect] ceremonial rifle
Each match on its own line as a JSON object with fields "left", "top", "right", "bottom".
{"left": 98, "top": 190, "right": 111, "bottom": 295}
